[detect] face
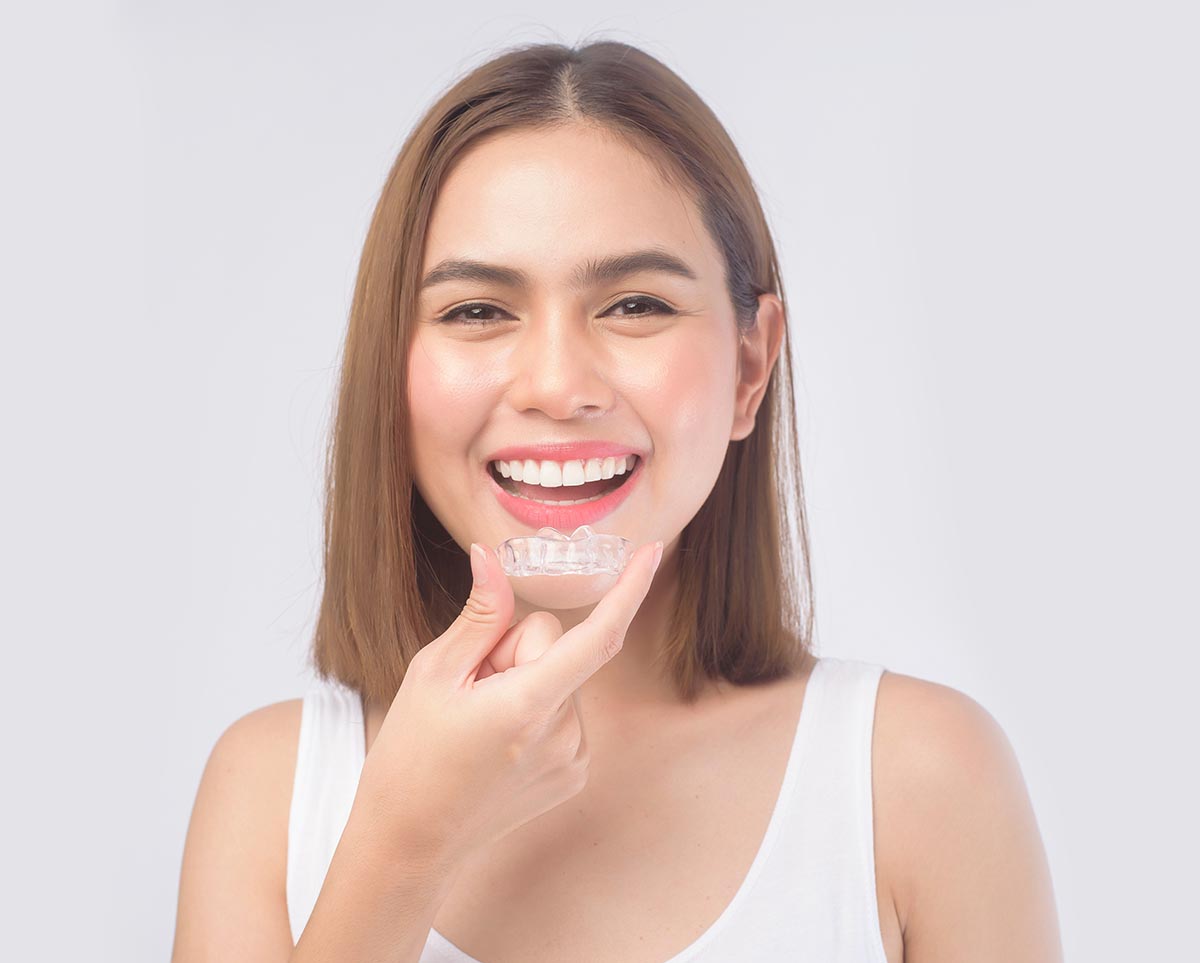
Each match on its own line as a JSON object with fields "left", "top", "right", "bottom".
{"left": 407, "top": 123, "right": 774, "bottom": 611}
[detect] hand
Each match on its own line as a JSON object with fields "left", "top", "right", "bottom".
{"left": 357, "top": 537, "right": 664, "bottom": 871}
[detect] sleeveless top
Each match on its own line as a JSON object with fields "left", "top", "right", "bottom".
{"left": 286, "top": 655, "right": 890, "bottom": 961}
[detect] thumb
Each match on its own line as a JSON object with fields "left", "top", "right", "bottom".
{"left": 439, "top": 542, "right": 515, "bottom": 681}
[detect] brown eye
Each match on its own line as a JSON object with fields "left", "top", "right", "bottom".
{"left": 435, "top": 296, "right": 674, "bottom": 326}
{"left": 435, "top": 303, "right": 512, "bottom": 325}
{"left": 605, "top": 296, "right": 674, "bottom": 317}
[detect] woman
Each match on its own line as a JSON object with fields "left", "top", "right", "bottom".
{"left": 173, "top": 40, "right": 1063, "bottom": 962}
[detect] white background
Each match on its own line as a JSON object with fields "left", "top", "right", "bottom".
{"left": 2, "top": 2, "right": 1195, "bottom": 960}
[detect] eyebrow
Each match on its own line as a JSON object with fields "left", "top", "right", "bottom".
{"left": 419, "top": 248, "right": 699, "bottom": 293}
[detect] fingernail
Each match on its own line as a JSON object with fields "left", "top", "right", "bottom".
{"left": 652, "top": 540, "right": 664, "bottom": 573}
{"left": 470, "top": 543, "right": 489, "bottom": 587}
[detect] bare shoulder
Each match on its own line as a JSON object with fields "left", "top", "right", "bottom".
{"left": 207, "top": 697, "right": 304, "bottom": 760}
{"left": 199, "top": 697, "right": 305, "bottom": 879}
{"left": 871, "top": 670, "right": 1064, "bottom": 962}
{"left": 199, "top": 698, "right": 306, "bottom": 855}
{"left": 171, "top": 698, "right": 304, "bottom": 962}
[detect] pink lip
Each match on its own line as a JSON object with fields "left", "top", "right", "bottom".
{"left": 483, "top": 441, "right": 646, "bottom": 465}
{"left": 486, "top": 455, "right": 644, "bottom": 529}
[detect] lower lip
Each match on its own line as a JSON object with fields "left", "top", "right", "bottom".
{"left": 486, "top": 457, "right": 645, "bottom": 529}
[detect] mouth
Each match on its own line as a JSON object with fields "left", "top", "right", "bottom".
{"left": 485, "top": 455, "right": 645, "bottom": 528}
{"left": 487, "top": 455, "right": 640, "bottom": 504}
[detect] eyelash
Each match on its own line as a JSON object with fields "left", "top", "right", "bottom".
{"left": 434, "top": 295, "right": 676, "bottom": 326}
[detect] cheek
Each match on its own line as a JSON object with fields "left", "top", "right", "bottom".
{"left": 637, "top": 336, "right": 737, "bottom": 515}
{"left": 644, "top": 337, "right": 736, "bottom": 442}
{"left": 405, "top": 336, "right": 494, "bottom": 465}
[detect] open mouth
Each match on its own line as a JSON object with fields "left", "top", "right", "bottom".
{"left": 488, "top": 455, "right": 640, "bottom": 504}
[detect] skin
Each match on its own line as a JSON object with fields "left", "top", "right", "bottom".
{"left": 393, "top": 121, "right": 1063, "bottom": 960}
{"left": 169, "top": 120, "right": 1063, "bottom": 962}
{"left": 403, "top": 122, "right": 785, "bottom": 716}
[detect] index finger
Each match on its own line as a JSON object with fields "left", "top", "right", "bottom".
{"left": 517, "top": 540, "right": 663, "bottom": 708}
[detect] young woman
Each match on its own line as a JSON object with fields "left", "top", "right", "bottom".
{"left": 173, "top": 40, "right": 1063, "bottom": 963}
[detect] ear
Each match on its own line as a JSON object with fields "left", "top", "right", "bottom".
{"left": 730, "top": 293, "right": 786, "bottom": 442}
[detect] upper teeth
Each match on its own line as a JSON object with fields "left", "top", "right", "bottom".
{"left": 491, "top": 455, "right": 639, "bottom": 488}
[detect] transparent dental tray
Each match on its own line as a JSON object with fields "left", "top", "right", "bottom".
{"left": 497, "top": 525, "right": 632, "bottom": 577}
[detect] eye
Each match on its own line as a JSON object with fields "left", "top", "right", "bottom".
{"left": 433, "top": 296, "right": 675, "bottom": 326}
{"left": 604, "top": 295, "right": 675, "bottom": 319}
{"left": 434, "top": 302, "right": 513, "bottom": 325}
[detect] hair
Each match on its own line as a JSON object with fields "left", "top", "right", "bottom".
{"left": 309, "top": 38, "right": 815, "bottom": 707}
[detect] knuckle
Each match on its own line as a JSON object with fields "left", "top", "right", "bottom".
{"left": 459, "top": 592, "right": 500, "bottom": 625}
{"left": 502, "top": 688, "right": 543, "bottom": 731}
{"left": 406, "top": 645, "right": 434, "bottom": 678}
{"left": 561, "top": 730, "right": 582, "bottom": 764}
{"left": 600, "top": 624, "right": 624, "bottom": 660}
{"left": 525, "top": 611, "right": 563, "bottom": 634}
{"left": 500, "top": 708, "right": 539, "bottom": 761}
{"left": 509, "top": 686, "right": 539, "bottom": 718}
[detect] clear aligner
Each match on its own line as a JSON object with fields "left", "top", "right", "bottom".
{"left": 497, "top": 525, "right": 633, "bottom": 577}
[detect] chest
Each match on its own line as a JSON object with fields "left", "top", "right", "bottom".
{"left": 424, "top": 682, "right": 903, "bottom": 963}
{"left": 432, "top": 735, "right": 774, "bottom": 961}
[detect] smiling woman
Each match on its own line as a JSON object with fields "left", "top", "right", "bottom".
{"left": 172, "top": 37, "right": 1063, "bottom": 963}
{"left": 322, "top": 65, "right": 804, "bottom": 711}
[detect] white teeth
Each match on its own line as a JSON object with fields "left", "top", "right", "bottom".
{"left": 492, "top": 455, "right": 638, "bottom": 489}
{"left": 561, "top": 458, "right": 585, "bottom": 485}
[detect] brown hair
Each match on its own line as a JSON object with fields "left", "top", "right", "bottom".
{"left": 310, "top": 38, "right": 815, "bottom": 706}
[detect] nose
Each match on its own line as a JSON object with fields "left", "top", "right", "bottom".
{"left": 505, "top": 314, "right": 617, "bottom": 419}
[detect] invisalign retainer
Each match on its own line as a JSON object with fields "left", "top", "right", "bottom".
{"left": 497, "top": 525, "right": 633, "bottom": 577}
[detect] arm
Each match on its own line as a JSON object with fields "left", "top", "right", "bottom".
{"left": 171, "top": 702, "right": 298, "bottom": 962}
{"left": 874, "top": 674, "right": 1064, "bottom": 962}
{"left": 171, "top": 701, "right": 462, "bottom": 963}
{"left": 288, "top": 790, "right": 462, "bottom": 963}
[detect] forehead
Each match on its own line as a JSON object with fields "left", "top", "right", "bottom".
{"left": 421, "top": 126, "right": 721, "bottom": 284}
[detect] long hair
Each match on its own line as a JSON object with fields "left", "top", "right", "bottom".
{"left": 310, "top": 39, "right": 815, "bottom": 706}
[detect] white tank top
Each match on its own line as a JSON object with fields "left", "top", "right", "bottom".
{"left": 286, "top": 655, "right": 890, "bottom": 961}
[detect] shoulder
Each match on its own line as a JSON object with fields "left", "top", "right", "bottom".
{"left": 202, "top": 699, "right": 306, "bottom": 832}
{"left": 871, "top": 669, "right": 1063, "bottom": 961}
{"left": 189, "top": 697, "right": 305, "bottom": 881}
{"left": 173, "top": 698, "right": 305, "bottom": 955}
{"left": 203, "top": 698, "right": 306, "bottom": 859}
{"left": 211, "top": 697, "right": 305, "bottom": 770}
{"left": 873, "top": 669, "right": 1011, "bottom": 785}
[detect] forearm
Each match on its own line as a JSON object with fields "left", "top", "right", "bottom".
{"left": 289, "top": 800, "right": 462, "bottom": 963}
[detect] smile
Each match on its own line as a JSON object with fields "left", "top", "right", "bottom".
{"left": 485, "top": 455, "right": 644, "bottom": 529}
